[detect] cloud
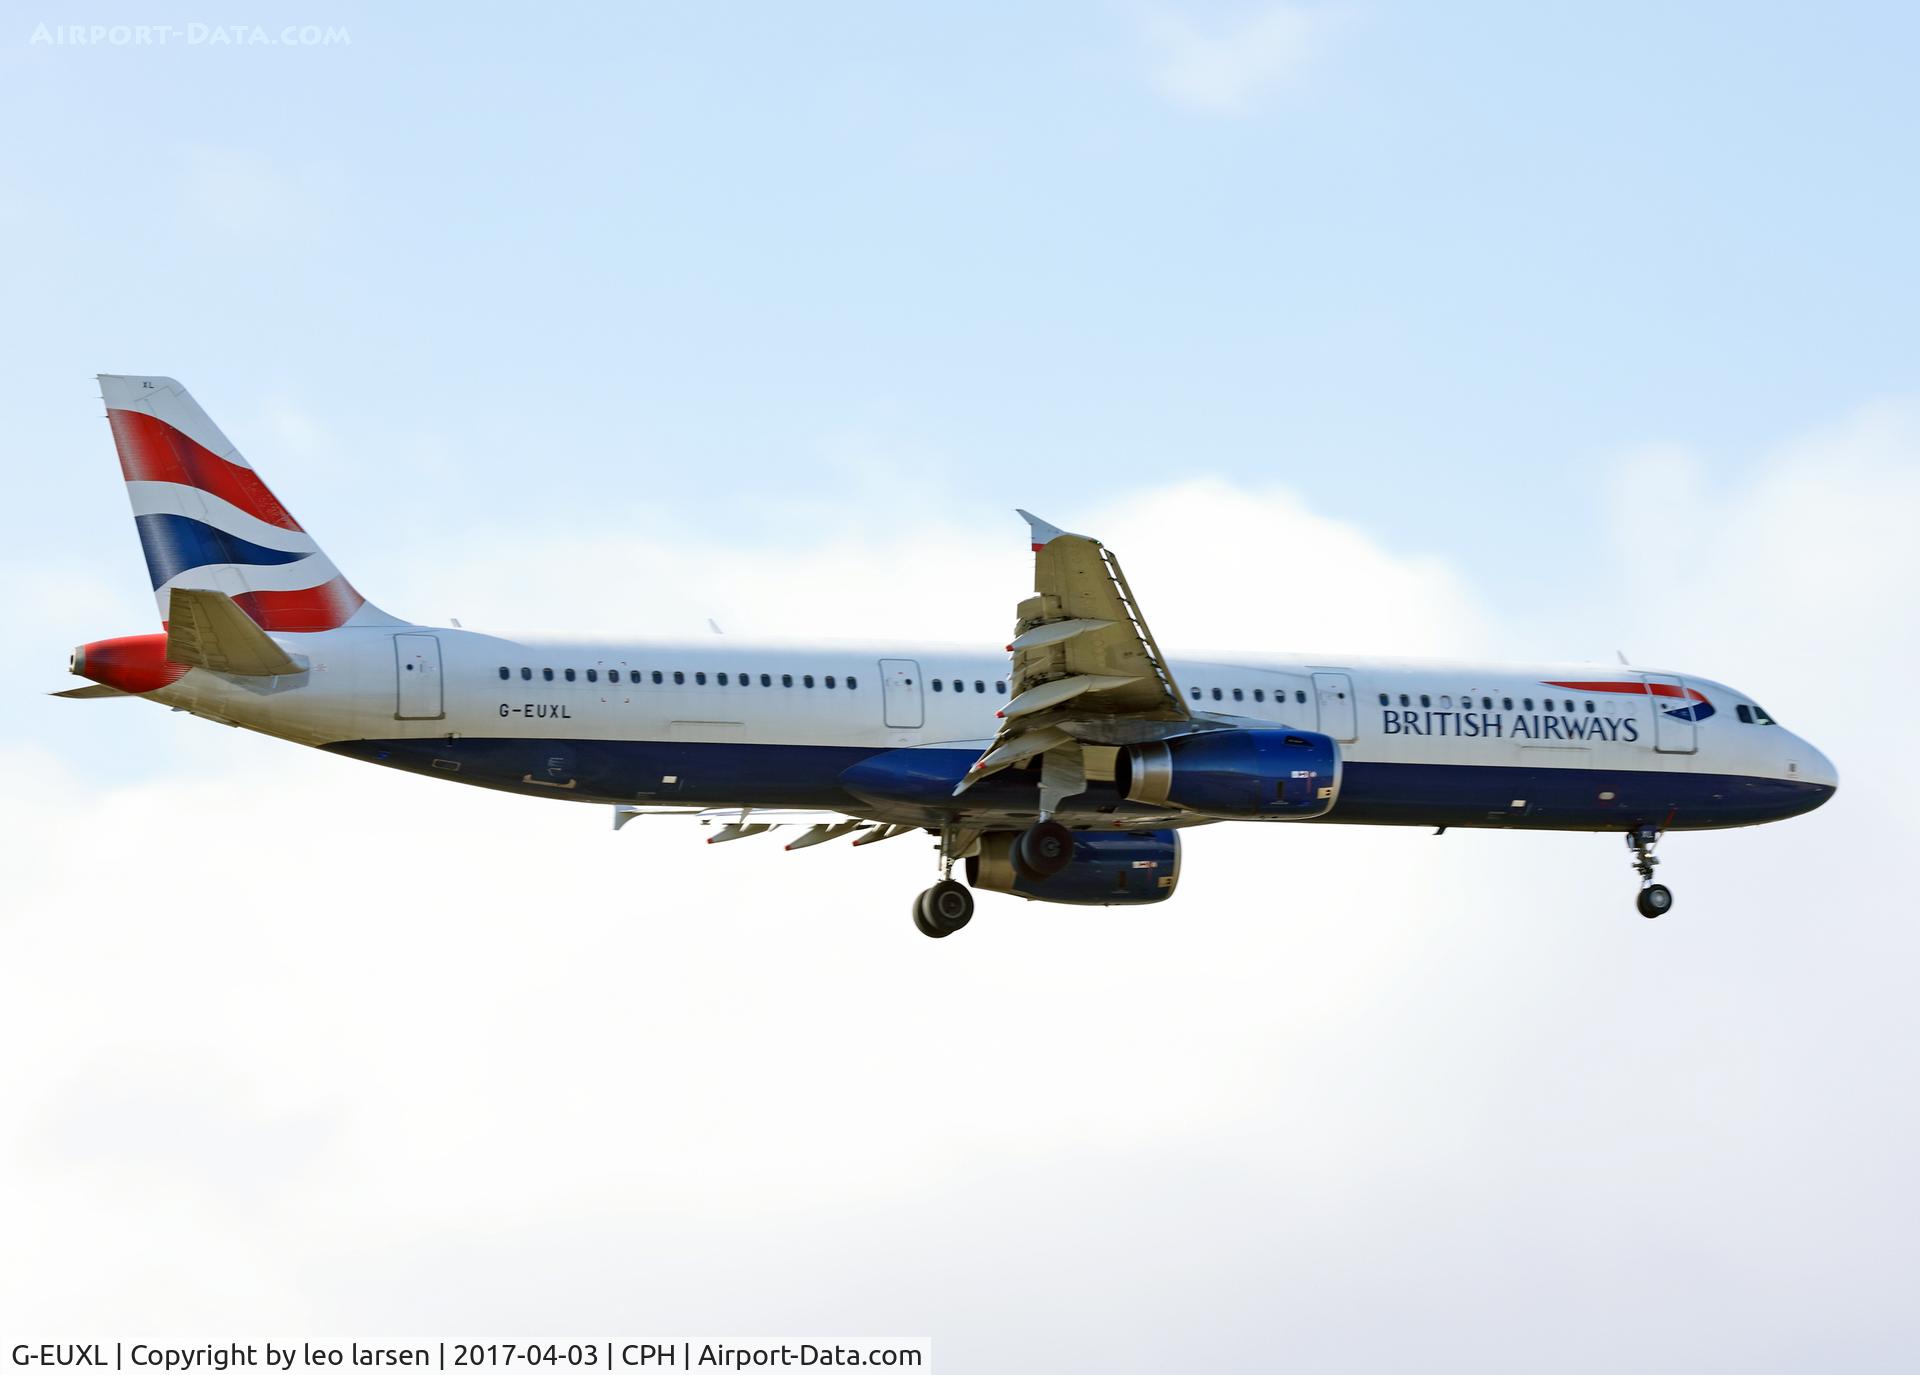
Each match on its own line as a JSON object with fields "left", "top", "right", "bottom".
{"left": 366, "top": 477, "right": 1490, "bottom": 660}
{"left": 1142, "top": 2, "right": 1340, "bottom": 115}
{"left": 1603, "top": 399, "right": 1920, "bottom": 822}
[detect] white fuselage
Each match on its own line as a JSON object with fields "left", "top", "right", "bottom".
{"left": 129, "top": 625, "right": 1836, "bottom": 834}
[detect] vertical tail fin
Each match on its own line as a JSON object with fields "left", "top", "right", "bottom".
{"left": 98, "top": 375, "right": 398, "bottom": 631}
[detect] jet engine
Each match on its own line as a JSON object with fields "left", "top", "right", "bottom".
{"left": 967, "top": 828, "right": 1180, "bottom": 906}
{"left": 1116, "top": 728, "right": 1341, "bottom": 820}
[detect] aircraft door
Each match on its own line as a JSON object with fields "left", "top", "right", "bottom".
{"left": 1645, "top": 673, "right": 1697, "bottom": 754}
{"left": 1312, "top": 671, "right": 1357, "bottom": 742}
{"left": 394, "top": 634, "right": 444, "bottom": 720}
{"left": 880, "top": 658, "right": 924, "bottom": 729}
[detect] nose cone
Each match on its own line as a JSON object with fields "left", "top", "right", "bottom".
{"left": 1790, "top": 735, "right": 1839, "bottom": 796}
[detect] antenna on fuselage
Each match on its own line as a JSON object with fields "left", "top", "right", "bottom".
{"left": 1616, "top": 649, "right": 1630, "bottom": 665}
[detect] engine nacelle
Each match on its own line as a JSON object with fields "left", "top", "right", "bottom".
{"left": 1117, "top": 728, "right": 1341, "bottom": 820}
{"left": 967, "top": 829, "right": 1180, "bottom": 906}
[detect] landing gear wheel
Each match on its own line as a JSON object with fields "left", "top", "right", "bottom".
{"left": 912, "top": 892, "right": 947, "bottom": 939}
{"left": 1016, "top": 820, "right": 1075, "bottom": 878}
{"left": 1636, "top": 883, "right": 1673, "bottom": 919}
{"left": 914, "top": 880, "right": 974, "bottom": 938}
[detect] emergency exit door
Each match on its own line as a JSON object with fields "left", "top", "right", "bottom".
{"left": 879, "top": 658, "right": 924, "bottom": 729}
{"left": 394, "top": 634, "right": 444, "bottom": 720}
{"left": 1312, "top": 671, "right": 1357, "bottom": 742}
{"left": 1645, "top": 673, "right": 1697, "bottom": 754}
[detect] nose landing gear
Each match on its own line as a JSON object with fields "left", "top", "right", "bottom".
{"left": 1627, "top": 826, "right": 1674, "bottom": 918}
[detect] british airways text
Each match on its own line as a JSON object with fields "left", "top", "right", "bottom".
{"left": 1380, "top": 709, "right": 1641, "bottom": 742}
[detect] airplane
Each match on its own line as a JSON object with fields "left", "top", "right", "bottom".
{"left": 61, "top": 375, "right": 1838, "bottom": 937}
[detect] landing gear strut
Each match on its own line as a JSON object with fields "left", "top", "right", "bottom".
{"left": 1627, "top": 826, "right": 1673, "bottom": 918}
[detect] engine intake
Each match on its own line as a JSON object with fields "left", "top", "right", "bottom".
{"left": 1117, "top": 728, "right": 1341, "bottom": 820}
{"left": 967, "top": 829, "right": 1180, "bottom": 906}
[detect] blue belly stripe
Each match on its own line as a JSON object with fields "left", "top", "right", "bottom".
{"left": 321, "top": 737, "right": 1835, "bottom": 832}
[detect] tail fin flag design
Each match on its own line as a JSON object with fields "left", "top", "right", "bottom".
{"left": 99, "top": 375, "right": 396, "bottom": 632}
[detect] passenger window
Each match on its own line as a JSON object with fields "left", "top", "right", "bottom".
{"left": 1192, "top": 687, "right": 1202, "bottom": 700}
{"left": 1399, "top": 693, "right": 1410, "bottom": 707}
{"left": 761, "top": 673, "right": 772, "bottom": 687}
{"left": 542, "top": 668, "right": 554, "bottom": 681}
{"left": 586, "top": 669, "right": 597, "bottom": 683}
{"left": 693, "top": 672, "right": 706, "bottom": 685}
{"left": 782, "top": 674, "right": 793, "bottom": 687}
{"left": 1440, "top": 695, "right": 1452, "bottom": 708}
{"left": 652, "top": 670, "right": 664, "bottom": 685}
{"left": 564, "top": 668, "right": 576, "bottom": 682}
{"left": 1420, "top": 694, "right": 1431, "bottom": 708}
{"left": 995, "top": 681, "right": 1006, "bottom": 694}
{"left": 1502, "top": 697, "right": 1513, "bottom": 710}
{"left": 825, "top": 675, "right": 836, "bottom": 688}
{"left": 717, "top": 672, "right": 729, "bottom": 686}
{"left": 804, "top": 674, "right": 815, "bottom": 688}
{"left": 1232, "top": 688, "right": 1244, "bottom": 701}
{"left": 673, "top": 671, "right": 685, "bottom": 685}
{"left": 932, "top": 679, "right": 944, "bottom": 692}
{"left": 498, "top": 666, "right": 509, "bottom": 680}
{"left": 521, "top": 667, "right": 532, "bottom": 681}
{"left": 1379, "top": 693, "right": 1389, "bottom": 706}
{"left": 1736, "top": 704, "right": 1754, "bottom": 723}
{"left": 974, "top": 680, "right": 985, "bottom": 694}
{"left": 1523, "top": 697, "right": 1534, "bottom": 710}
{"left": 1254, "top": 688, "right": 1265, "bottom": 702}
{"left": 847, "top": 676, "right": 858, "bottom": 690}
{"left": 1211, "top": 687, "right": 1223, "bottom": 701}
{"left": 1482, "top": 697, "right": 1493, "bottom": 710}
{"left": 1584, "top": 700, "right": 1594, "bottom": 713}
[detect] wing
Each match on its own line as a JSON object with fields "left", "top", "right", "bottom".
{"left": 957, "top": 511, "right": 1191, "bottom": 815}
{"left": 610, "top": 804, "right": 931, "bottom": 851}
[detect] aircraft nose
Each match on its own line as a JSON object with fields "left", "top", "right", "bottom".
{"left": 1791, "top": 735, "right": 1839, "bottom": 794}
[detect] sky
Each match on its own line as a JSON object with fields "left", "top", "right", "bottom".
{"left": 3, "top": 3, "right": 1917, "bottom": 1370}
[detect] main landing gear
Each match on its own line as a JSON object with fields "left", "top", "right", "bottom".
{"left": 913, "top": 880, "right": 973, "bottom": 939}
{"left": 911, "top": 819, "right": 1077, "bottom": 938}
{"left": 913, "top": 821, "right": 976, "bottom": 939}
{"left": 1014, "top": 819, "right": 1074, "bottom": 878}
{"left": 1627, "top": 826, "right": 1674, "bottom": 919}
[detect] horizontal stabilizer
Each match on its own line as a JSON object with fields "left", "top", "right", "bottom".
{"left": 50, "top": 683, "right": 129, "bottom": 699}
{"left": 165, "top": 587, "right": 306, "bottom": 676}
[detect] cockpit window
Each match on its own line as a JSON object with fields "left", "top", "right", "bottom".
{"left": 1752, "top": 703, "right": 1776, "bottom": 724}
{"left": 1736, "top": 705, "right": 1754, "bottom": 724}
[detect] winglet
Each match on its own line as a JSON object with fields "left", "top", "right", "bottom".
{"left": 1017, "top": 509, "right": 1071, "bottom": 552}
